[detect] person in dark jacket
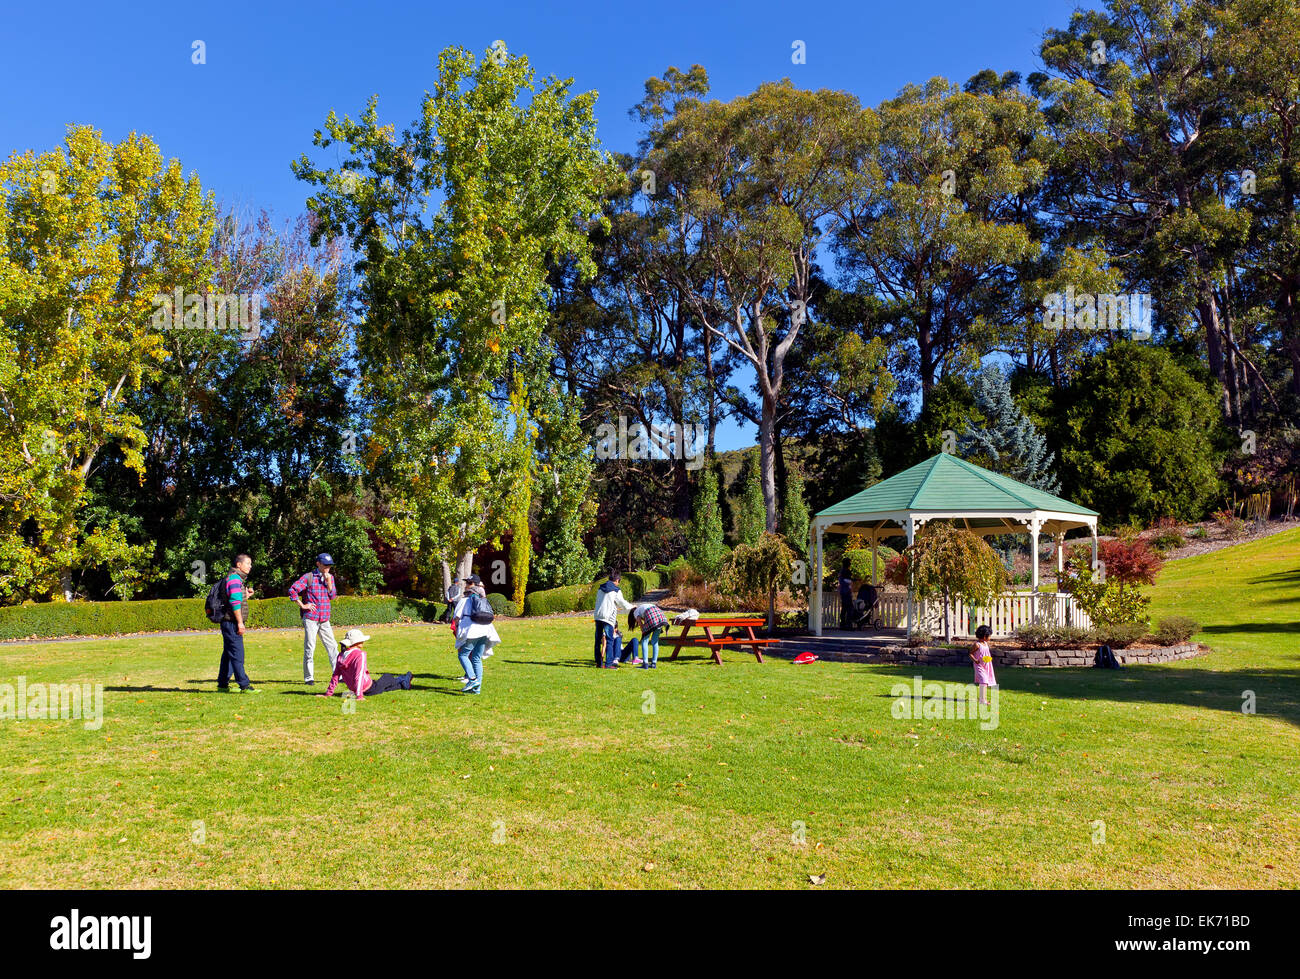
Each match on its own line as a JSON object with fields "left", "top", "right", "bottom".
{"left": 838, "top": 560, "right": 854, "bottom": 630}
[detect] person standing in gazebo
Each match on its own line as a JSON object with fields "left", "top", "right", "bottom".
{"left": 838, "top": 560, "right": 854, "bottom": 630}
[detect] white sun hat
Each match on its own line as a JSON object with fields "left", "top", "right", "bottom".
{"left": 339, "top": 628, "right": 371, "bottom": 648}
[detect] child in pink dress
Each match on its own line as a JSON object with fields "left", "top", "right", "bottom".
{"left": 970, "top": 625, "right": 996, "bottom": 705}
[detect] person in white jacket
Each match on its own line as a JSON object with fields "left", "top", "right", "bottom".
{"left": 453, "top": 575, "right": 500, "bottom": 694}
{"left": 593, "top": 571, "right": 636, "bottom": 668}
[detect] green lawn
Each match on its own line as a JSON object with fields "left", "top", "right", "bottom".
{"left": 2, "top": 530, "right": 1297, "bottom": 888}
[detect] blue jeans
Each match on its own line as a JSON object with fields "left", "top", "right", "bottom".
{"left": 597, "top": 622, "right": 622, "bottom": 666}
{"left": 458, "top": 637, "right": 486, "bottom": 691}
{"left": 637, "top": 628, "right": 662, "bottom": 666}
{"left": 218, "top": 619, "right": 251, "bottom": 689}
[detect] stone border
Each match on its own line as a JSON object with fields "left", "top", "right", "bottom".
{"left": 770, "top": 642, "right": 1207, "bottom": 668}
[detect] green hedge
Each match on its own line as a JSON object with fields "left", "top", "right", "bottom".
{"left": 0, "top": 595, "right": 444, "bottom": 641}
{"left": 521, "top": 570, "right": 660, "bottom": 617}
{"left": 523, "top": 582, "right": 599, "bottom": 617}
{"left": 484, "top": 592, "right": 520, "bottom": 617}
{"left": 622, "top": 570, "right": 662, "bottom": 601}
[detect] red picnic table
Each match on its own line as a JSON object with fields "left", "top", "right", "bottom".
{"left": 663, "top": 615, "right": 778, "bottom": 665}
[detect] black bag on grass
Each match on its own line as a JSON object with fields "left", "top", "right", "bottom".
{"left": 1094, "top": 644, "right": 1123, "bottom": 669}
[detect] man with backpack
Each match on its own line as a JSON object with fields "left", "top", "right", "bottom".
{"left": 209, "top": 553, "right": 258, "bottom": 693}
{"left": 289, "top": 553, "right": 340, "bottom": 686}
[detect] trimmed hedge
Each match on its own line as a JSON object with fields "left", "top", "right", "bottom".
{"left": 523, "top": 582, "right": 599, "bottom": 617}
{"left": 485, "top": 592, "right": 520, "bottom": 617}
{"left": 621, "top": 570, "right": 662, "bottom": 602}
{"left": 520, "top": 570, "right": 660, "bottom": 617}
{"left": 0, "top": 595, "right": 444, "bottom": 641}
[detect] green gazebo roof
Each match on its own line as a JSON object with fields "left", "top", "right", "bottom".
{"left": 814, "top": 453, "right": 1097, "bottom": 536}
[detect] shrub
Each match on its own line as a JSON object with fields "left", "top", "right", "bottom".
{"left": 1188, "top": 525, "right": 1209, "bottom": 540}
{"left": 676, "top": 581, "right": 750, "bottom": 613}
{"left": 906, "top": 628, "right": 933, "bottom": 648}
{"left": 1095, "top": 621, "right": 1147, "bottom": 648}
{"left": 719, "top": 533, "right": 795, "bottom": 625}
{"left": 884, "top": 555, "right": 909, "bottom": 586}
{"left": 1059, "top": 340, "right": 1226, "bottom": 524}
{"left": 1150, "top": 523, "right": 1185, "bottom": 555}
{"left": 522, "top": 581, "right": 599, "bottom": 617}
{"left": 485, "top": 592, "right": 519, "bottom": 617}
{"left": 1154, "top": 615, "right": 1198, "bottom": 646}
{"left": 843, "top": 546, "right": 900, "bottom": 583}
{"left": 1212, "top": 509, "right": 1247, "bottom": 539}
{"left": 621, "top": 570, "right": 663, "bottom": 602}
{"left": 662, "top": 555, "right": 700, "bottom": 591}
{"left": 777, "top": 609, "right": 808, "bottom": 630}
{"left": 1016, "top": 624, "right": 1097, "bottom": 649}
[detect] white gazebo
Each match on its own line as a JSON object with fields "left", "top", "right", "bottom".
{"left": 809, "top": 453, "right": 1100, "bottom": 637}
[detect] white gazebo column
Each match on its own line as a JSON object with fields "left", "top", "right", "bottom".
{"left": 1090, "top": 520, "right": 1099, "bottom": 575}
{"left": 812, "top": 522, "right": 824, "bottom": 636}
{"left": 904, "top": 515, "right": 915, "bottom": 634}
{"left": 1028, "top": 517, "right": 1041, "bottom": 593}
{"left": 1055, "top": 533, "right": 1065, "bottom": 575}
{"left": 871, "top": 531, "right": 879, "bottom": 585}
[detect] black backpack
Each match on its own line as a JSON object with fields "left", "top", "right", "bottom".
{"left": 469, "top": 593, "right": 496, "bottom": 625}
{"left": 1094, "top": 644, "right": 1123, "bottom": 669}
{"left": 205, "top": 575, "right": 232, "bottom": 623}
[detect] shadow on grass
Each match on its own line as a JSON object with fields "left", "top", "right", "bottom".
{"left": 864, "top": 663, "right": 1300, "bottom": 728}
{"left": 1198, "top": 623, "right": 1300, "bottom": 635}
{"left": 1246, "top": 568, "right": 1300, "bottom": 585}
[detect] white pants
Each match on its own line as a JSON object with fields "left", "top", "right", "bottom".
{"left": 303, "top": 618, "right": 339, "bottom": 681}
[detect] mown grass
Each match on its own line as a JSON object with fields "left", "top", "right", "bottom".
{"left": 1, "top": 530, "right": 1297, "bottom": 888}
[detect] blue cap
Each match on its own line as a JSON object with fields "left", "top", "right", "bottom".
{"left": 317, "top": 553, "right": 335, "bottom": 566}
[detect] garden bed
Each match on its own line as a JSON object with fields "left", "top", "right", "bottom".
{"left": 768, "top": 639, "right": 1208, "bottom": 667}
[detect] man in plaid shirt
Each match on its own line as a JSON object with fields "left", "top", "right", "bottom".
{"left": 289, "top": 553, "right": 339, "bottom": 685}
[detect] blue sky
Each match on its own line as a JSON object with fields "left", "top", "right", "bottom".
{"left": 1, "top": 0, "right": 1082, "bottom": 450}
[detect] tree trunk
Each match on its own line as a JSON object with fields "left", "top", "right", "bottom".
{"left": 456, "top": 549, "right": 475, "bottom": 584}
{"left": 758, "top": 390, "right": 779, "bottom": 533}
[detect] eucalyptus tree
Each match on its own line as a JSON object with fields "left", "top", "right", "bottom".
{"left": 835, "top": 75, "right": 1051, "bottom": 412}
{"left": 644, "top": 78, "right": 877, "bottom": 532}
{"left": 1033, "top": 0, "right": 1254, "bottom": 422}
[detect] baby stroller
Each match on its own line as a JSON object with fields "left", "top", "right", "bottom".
{"left": 852, "top": 583, "right": 882, "bottom": 630}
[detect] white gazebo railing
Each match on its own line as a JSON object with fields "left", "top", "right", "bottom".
{"left": 819, "top": 590, "right": 1092, "bottom": 638}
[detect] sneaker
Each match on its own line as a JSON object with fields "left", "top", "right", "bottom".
{"left": 304, "top": 680, "right": 315, "bottom": 686}
{"left": 239, "top": 687, "right": 261, "bottom": 694}
{"left": 603, "top": 663, "right": 619, "bottom": 669}
{"left": 631, "top": 658, "right": 643, "bottom": 666}
{"left": 217, "top": 685, "right": 231, "bottom": 692}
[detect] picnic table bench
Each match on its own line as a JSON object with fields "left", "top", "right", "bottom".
{"left": 663, "top": 616, "right": 778, "bottom": 665}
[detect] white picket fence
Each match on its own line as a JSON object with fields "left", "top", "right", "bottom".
{"left": 820, "top": 590, "right": 1091, "bottom": 638}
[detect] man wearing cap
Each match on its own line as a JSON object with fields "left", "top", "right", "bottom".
{"left": 289, "top": 553, "right": 339, "bottom": 685}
